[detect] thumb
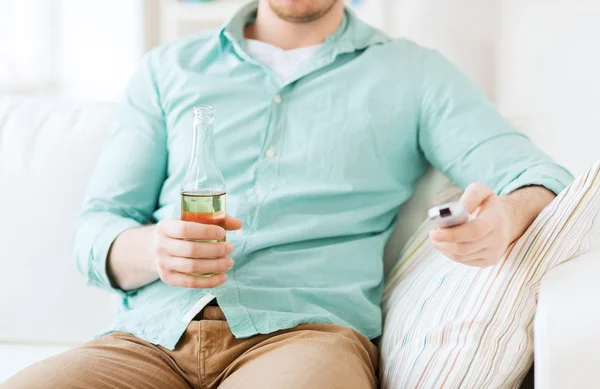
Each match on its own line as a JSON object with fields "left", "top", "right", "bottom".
{"left": 459, "top": 183, "right": 494, "bottom": 214}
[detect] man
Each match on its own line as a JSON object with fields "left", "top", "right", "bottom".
{"left": 3, "top": 0, "right": 572, "bottom": 388}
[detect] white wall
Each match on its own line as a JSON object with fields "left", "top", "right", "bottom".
{"left": 497, "top": 0, "right": 600, "bottom": 176}
{"left": 349, "top": 0, "right": 387, "bottom": 30}
{"left": 0, "top": 0, "right": 59, "bottom": 92}
{"left": 59, "top": 0, "right": 146, "bottom": 102}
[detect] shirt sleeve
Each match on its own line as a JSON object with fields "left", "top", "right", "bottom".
{"left": 73, "top": 51, "right": 167, "bottom": 296}
{"left": 417, "top": 50, "right": 573, "bottom": 196}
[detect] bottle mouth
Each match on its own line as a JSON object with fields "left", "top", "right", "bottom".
{"left": 193, "top": 105, "right": 214, "bottom": 124}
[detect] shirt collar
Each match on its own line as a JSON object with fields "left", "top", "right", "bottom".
{"left": 219, "top": 1, "right": 390, "bottom": 55}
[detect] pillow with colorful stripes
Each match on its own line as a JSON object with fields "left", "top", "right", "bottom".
{"left": 380, "top": 162, "right": 600, "bottom": 389}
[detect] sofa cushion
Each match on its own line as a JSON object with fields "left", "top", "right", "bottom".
{"left": 0, "top": 95, "right": 116, "bottom": 344}
{"left": 0, "top": 344, "right": 69, "bottom": 383}
{"left": 379, "top": 162, "right": 600, "bottom": 388}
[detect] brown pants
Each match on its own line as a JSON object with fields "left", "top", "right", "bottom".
{"left": 3, "top": 307, "right": 378, "bottom": 389}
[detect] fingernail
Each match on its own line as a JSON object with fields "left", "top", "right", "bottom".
{"left": 221, "top": 274, "right": 228, "bottom": 282}
{"left": 226, "top": 243, "right": 234, "bottom": 253}
{"left": 226, "top": 258, "right": 234, "bottom": 269}
{"left": 429, "top": 230, "right": 440, "bottom": 240}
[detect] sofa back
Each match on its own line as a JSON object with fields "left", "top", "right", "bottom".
{"left": 0, "top": 96, "right": 116, "bottom": 344}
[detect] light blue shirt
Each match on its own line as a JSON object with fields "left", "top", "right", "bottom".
{"left": 74, "top": 3, "right": 573, "bottom": 350}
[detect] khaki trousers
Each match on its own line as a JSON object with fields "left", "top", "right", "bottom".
{"left": 2, "top": 307, "right": 378, "bottom": 389}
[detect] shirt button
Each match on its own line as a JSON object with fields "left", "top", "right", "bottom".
{"left": 273, "top": 95, "right": 282, "bottom": 104}
{"left": 265, "top": 148, "right": 275, "bottom": 158}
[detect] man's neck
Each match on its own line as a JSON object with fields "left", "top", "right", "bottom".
{"left": 244, "top": 1, "right": 345, "bottom": 50}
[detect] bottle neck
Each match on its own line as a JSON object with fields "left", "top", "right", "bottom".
{"left": 190, "top": 118, "right": 216, "bottom": 166}
{"left": 181, "top": 106, "right": 224, "bottom": 195}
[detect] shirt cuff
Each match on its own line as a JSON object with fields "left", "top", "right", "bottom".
{"left": 84, "top": 216, "right": 141, "bottom": 297}
{"left": 499, "top": 163, "right": 574, "bottom": 196}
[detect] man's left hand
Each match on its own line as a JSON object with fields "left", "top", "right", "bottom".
{"left": 429, "top": 183, "right": 515, "bottom": 267}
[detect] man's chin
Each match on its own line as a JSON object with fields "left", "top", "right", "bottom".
{"left": 268, "top": 0, "right": 338, "bottom": 23}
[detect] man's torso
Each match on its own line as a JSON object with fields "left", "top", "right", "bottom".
{"left": 105, "top": 8, "right": 433, "bottom": 349}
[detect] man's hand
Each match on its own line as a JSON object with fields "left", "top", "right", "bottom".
{"left": 154, "top": 217, "right": 243, "bottom": 288}
{"left": 429, "top": 183, "right": 555, "bottom": 267}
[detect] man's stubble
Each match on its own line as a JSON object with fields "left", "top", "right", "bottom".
{"left": 267, "top": 0, "right": 340, "bottom": 23}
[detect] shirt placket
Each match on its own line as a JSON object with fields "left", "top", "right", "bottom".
{"left": 237, "top": 92, "right": 284, "bottom": 255}
{"left": 228, "top": 53, "right": 342, "bottom": 251}
{"left": 223, "top": 38, "right": 283, "bottom": 251}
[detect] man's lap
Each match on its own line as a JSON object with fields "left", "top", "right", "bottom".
{"left": 219, "top": 323, "right": 378, "bottom": 389}
{"left": 1, "top": 307, "right": 378, "bottom": 389}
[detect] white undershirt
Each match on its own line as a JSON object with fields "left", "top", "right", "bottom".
{"left": 245, "top": 39, "right": 323, "bottom": 84}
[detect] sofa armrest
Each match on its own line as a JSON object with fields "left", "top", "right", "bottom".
{"left": 535, "top": 249, "right": 600, "bottom": 389}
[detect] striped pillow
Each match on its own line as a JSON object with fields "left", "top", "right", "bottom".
{"left": 380, "top": 162, "right": 600, "bottom": 389}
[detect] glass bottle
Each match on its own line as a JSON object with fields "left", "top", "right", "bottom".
{"left": 181, "top": 106, "right": 226, "bottom": 249}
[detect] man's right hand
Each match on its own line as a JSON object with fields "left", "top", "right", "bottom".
{"left": 154, "top": 217, "right": 243, "bottom": 288}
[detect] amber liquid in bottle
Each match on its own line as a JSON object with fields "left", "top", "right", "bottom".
{"left": 181, "top": 190, "right": 226, "bottom": 243}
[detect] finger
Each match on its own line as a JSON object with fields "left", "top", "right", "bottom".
{"left": 458, "top": 257, "right": 499, "bottom": 268}
{"left": 469, "top": 243, "right": 514, "bottom": 267}
{"left": 460, "top": 183, "right": 495, "bottom": 214}
{"left": 224, "top": 216, "right": 243, "bottom": 231}
{"left": 440, "top": 248, "right": 489, "bottom": 263}
{"left": 166, "top": 256, "right": 235, "bottom": 274}
{"left": 159, "top": 218, "right": 226, "bottom": 241}
{"left": 432, "top": 236, "right": 487, "bottom": 262}
{"left": 431, "top": 229, "right": 494, "bottom": 256}
{"left": 429, "top": 217, "right": 492, "bottom": 243}
{"left": 164, "top": 271, "right": 228, "bottom": 289}
{"left": 167, "top": 240, "right": 234, "bottom": 259}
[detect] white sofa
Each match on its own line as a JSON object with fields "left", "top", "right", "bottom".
{"left": 0, "top": 94, "right": 598, "bottom": 387}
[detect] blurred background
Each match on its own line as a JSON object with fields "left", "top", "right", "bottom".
{"left": 1, "top": 0, "right": 599, "bottom": 174}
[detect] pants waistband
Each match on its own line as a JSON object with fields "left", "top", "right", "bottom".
{"left": 195, "top": 305, "right": 227, "bottom": 321}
